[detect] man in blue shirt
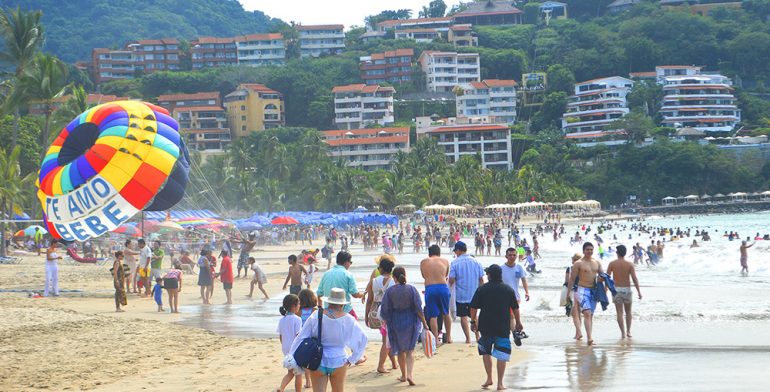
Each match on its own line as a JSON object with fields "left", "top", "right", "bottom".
{"left": 316, "top": 251, "right": 363, "bottom": 318}
{"left": 449, "top": 241, "right": 484, "bottom": 343}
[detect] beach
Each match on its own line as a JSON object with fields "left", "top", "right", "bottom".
{"left": 3, "top": 212, "right": 770, "bottom": 391}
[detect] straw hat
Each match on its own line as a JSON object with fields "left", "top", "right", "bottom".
{"left": 325, "top": 288, "right": 349, "bottom": 305}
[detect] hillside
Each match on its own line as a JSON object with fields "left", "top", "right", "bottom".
{"left": 4, "top": 0, "right": 285, "bottom": 62}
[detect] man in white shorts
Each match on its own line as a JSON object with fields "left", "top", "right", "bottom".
{"left": 607, "top": 245, "right": 642, "bottom": 339}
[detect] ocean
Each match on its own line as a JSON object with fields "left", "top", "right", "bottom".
{"left": 178, "top": 211, "right": 770, "bottom": 390}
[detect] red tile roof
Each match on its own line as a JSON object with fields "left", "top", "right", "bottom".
{"left": 656, "top": 65, "right": 701, "bottom": 69}
{"left": 321, "top": 127, "right": 409, "bottom": 138}
{"left": 239, "top": 83, "right": 281, "bottom": 95}
{"left": 135, "top": 38, "right": 179, "bottom": 45}
{"left": 193, "top": 37, "right": 237, "bottom": 44}
{"left": 297, "top": 24, "right": 344, "bottom": 30}
{"left": 483, "top": 79, "right": 518, "bottom": 87}
{"left": 629, "top": 71, "right": 656, "bottom": 78}
{"left": 332, "top": 84, "right": 395, "bottom": 94}
{"left": 367, "top": 48, "right": 414, "bottom": 61}
{"left": 429, "top": 124, "right": 509, "bottom": 133}
{"left": 450, "top": 24, "right": 473, "bottom": 31}
{"left": 87, "top": 94, "right": 128, "bottom": 104}
{"left": 238, "top": 33, "right": 284, "bottom": 41}
{"left": 158, "top": 92, "right": 220, "bottom": 102}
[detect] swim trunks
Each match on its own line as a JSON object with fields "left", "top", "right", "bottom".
{"left": 424, "top": 284, "right": 451, "bottom": 318}
{"left": 477, "top": 335, "right": 511, "bottom": 361}
{"left": 577, "top": 286, "right": 597, "bottom": 314}
{"left": 612, "top": 287, "right": 632, "bottom": 305}
{"left": 740, "top": 256, "right": 748, "bottom": 268}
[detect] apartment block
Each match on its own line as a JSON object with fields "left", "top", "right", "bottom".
{"left": 297, "top": 24, "right": 345, "bottom": 58}
{"left": 395, "top": 28, "right": 441, "bottom": 43}
{"left": 332, "top": 84, "right": 395, "bottom": 130}
{"left": 456, "top": 79, "right": 518, "bottom": 125}
{"left": 656, "top": 66, "right": 740, "bottom": 133}
{"left": 158, "top": 92, "right": 231, "bottom": 154}
{"left": 448, "top": 24, "right": 478, "bottom": 47}
{"left": 360, "top": 49, "right": 414, "bottom": 85}
{"left": 375, "top": 17, "right": 452, "bottom": 33}
{"left": 29, "top": 94, "right": 129, "bottom": 116}
{"left": 236, "top": 33, "right": 286, "bottom": 66}
{"left": 191, "top": 37, "right": 238, "bottom": 70}
{"left": 419, "top": 51, "right": 481, "bottom": 93}
{"left": 426, "top": 124, "right": 512, "bottom": 170}
{"left": 320, "top": 127, "right": 410, "bottom": 171}
{"left": 224, "top": 84, "right": 285, "bottom": 138}
{"left": 561, "top": 76, "right": 634, "bottom": 145}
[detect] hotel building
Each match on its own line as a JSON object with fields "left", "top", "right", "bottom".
{"left": 426, "top": 124, "right": 512, "bottom": 170}
{"left": 561, "top": 76, "right": 634, "bottom": 145}
{"left": 157, "top": 92, "right": 231, "bottom": 154}
{"left": 297, "top": 24, "right": 345, "bottom": 58}
{"left": 456, "top": 79, "right": 518, "bottom": 125}
{"left": 359, "top": 49, "right": 414, "bottom": 85}
{"left": 320, "top": 127, "right": 410, "bottom": 171}
{"left": 223, "top": 84, "right": 285, "bottom": 137}
{"left": 332, "top": 84, "right": 395, "bottom": 130}
{"left": 235, "top": 33, "right": 286, "bottom": 66}
{"left": 190, "top": 37, "right": 238, "bottom": 70}
{"left": 418, "top": 51, "right": 481, "bottom": 93}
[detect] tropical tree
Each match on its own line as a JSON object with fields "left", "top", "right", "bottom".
{"left": 0, "top": 7, "right": 43, "bottom": 149}
{"left": 11, "top": 54, "right": 70, "bottom": 160}
{"left": 0, "top": 146, "right": 35, "bottom": 257}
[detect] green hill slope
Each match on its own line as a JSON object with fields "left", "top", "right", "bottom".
{"left": 4, "top": 0, "right": 285, "bottom": 62}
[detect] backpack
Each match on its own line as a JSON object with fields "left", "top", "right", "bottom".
{"left": 367, "top": 276, "right": 390, "bottom": 329}
{"left": 293, "top": 309, "right": 324, "bottom": 370}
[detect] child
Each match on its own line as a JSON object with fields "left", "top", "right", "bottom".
{"left": 297, "top": 289, "right": 317, "bottom": 389}
{"left": 152, "top": 277, "right": 164, "bottom": 312}
{"left": 247, "top": 257, "right": 269, "bottom": 299}
{"left": 282, "top": 255, "right": 307, "bottom": 295}
{"left": 277, "top": 294, "right": 302, "bottom": 392}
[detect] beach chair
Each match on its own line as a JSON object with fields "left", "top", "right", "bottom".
{"left": 0, "top": 256, "right": 21, "bottom": 264}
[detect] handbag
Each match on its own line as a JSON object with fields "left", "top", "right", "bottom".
{"left": 421, "top": 328, "right": 436, "bottom": 358}
{"left": 559, "top": 284, "right": 569, "bottom": 307}
{"left": 293, "top": 308, "right": 324, "bottom": 370}
{"left": 367, "top": 277, "right": 390, "bottom": 329}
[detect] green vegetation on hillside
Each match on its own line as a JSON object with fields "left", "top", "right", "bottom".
{"left": 1, "top": 0, "right": 284, "bottom": 62}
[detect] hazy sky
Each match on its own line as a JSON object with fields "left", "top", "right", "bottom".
{"left": 239, "top": 0, "right": 464, "bottom": 29}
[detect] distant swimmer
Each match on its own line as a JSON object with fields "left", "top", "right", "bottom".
{"left": 606, "top": 245, "right": 642, "bottom": 339}
{"left": 690, "top": 240, "right": 699, "bottom": 248}
{"left": 739, "top": 241, "right": 754, "bottom": 276}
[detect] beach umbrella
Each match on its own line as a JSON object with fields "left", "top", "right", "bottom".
{"left": 113, "top": 224, "right": 141, "bottom": 237}
{"left": 354, "top": 206, "right": 368, "bottom": 212}
{"left": 17, "top": 225, "right": 47, "bottom": 237}
{"left": 414, "top": 210, "right": 426, "bottom": 215}
{"left": 154, "top": 220, "right": 185, "bottom": 233}
{"left": 271, "top": 216, "right": 300, "bottom": 225}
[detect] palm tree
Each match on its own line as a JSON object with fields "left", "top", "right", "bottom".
{"left": 0, "top": 146, "right": 35, "bottom": 257}
{"left": 10, "top": 54, "right": 70, "bottom": 160}
{"left": 51, "top": 85, "right": 89, "bottom": 138}
{"left": 0, "top": 7, "right": 43, "bottom": 149}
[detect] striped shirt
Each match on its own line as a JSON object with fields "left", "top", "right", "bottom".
{"left": 449, "top": 254, "right": 484, "bottom": 303}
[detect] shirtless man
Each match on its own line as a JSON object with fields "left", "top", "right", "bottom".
{"left": 606, "top": 245, "right": 642, "bottom": 339}
{"left": 235, "top": 233, "right": 257, "bottom": 278}
{"left": 282, "top": 255, "right": 307, "bottom": 295}
{"left": 421, "top": 245, "right": 453, "bottom": 343}
{"left": 568, "top": 242, "right": 603, "bottom": 345}
{"left": 739, "top": 240, "right": 754, "bottom": 276}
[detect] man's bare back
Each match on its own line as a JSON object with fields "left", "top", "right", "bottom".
{"left": 288, "top": 264, "right": 306, "bottom": 286}
{"left": 574, "top": 257, "right": 601, "bottom": 288}
{"left": 607, "top": 258, "right": 636, "bottom": 287}
{"left": 421, "top": 256, "right": 449, "bottom": 286}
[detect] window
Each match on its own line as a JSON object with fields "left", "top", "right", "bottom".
{"left": 241, "top": 105, "right": 246, "bottom": 111}
{"left": 265, "top": 103, "right": 277, "bottom": 110}
{"left": 241, "top": 115, "right": 246, "bottom": 121}
{"left": 241, "top": 125, "right": 246, "bottom": 131}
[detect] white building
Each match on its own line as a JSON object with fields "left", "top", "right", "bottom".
{"left": 456, "top": 79, "right": 518, "bottom": 125}
{"left": 320, "top": 127, "right": 410, "bottom": 171}
{"left": 426, "top": 124, "right": 512, "bottom": 170}
{"left": 418, "top": 51, "right": 481, "bottom": 93}
{"left": 561, "top": 76, "right": 634, "bottom": 145}
{"left": 236, "top": 33, "right": 286, "bottom": 66}
{"left": 656, "top": 66, "right": 740, "bottom": 133}
{"left": 332, "top": 84, "right": 395, "bottom": 130}
{"left": 297, "top": 24, "right": 345, "bottom": 58}
{"left": 394, "top": 28, "right": 441, "bottom": 43}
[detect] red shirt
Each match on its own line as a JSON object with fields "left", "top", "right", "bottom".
{"left": 219, "top": 256, "right": 234, "bottom": 283}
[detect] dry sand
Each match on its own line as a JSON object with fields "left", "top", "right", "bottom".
{"left": 1, "top": 246, "right": 527, "bottom": 391}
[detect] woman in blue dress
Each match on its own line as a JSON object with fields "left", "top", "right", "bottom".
{"left": 379, "top": 266, "right": 429, "bottom": 386}
{"left": 197, "top": 249, "right": 213, "bottom": 304}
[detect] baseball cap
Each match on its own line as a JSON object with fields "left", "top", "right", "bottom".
{"left": 453, "top": 241, "right": 467, "bottom": 252}
{"left": 484, "top": 264, "right": 502, "bottom": 274}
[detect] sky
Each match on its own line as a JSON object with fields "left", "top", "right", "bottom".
{"left": 239, "top": 0, "right": 464, "bottom": 29}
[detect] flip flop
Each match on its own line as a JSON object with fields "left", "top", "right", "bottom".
{"left": 513, "top": 331, "right": 522, "bottom": 347}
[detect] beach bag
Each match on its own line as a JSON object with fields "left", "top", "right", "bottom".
{"left": 559, "top": 284, "right": 569, "bottom": 307}
{"left": 421, "top": 328, "right": 436, "bottom": 358}
{"left": 367, "top": 277, "right": 390, "bottom": 329}
{"left": 293, "top": 309, "right": 324, "bottom": 371}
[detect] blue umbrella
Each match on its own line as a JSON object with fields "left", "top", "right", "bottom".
{"left": 414, "top": 210, "right": 426, "bottom": 215}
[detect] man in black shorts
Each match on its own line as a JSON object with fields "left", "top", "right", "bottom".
{"left": 470, "top": 264, "right": 522, "bottom": 391}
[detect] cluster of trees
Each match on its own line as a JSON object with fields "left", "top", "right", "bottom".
{"left": 2, "top": 0, "right": 283, "bottom": 62}
{"left": 189, "top": 128, "right": 586, "bottom": 213}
